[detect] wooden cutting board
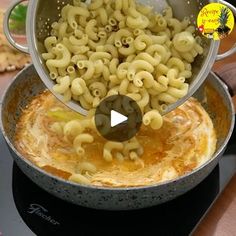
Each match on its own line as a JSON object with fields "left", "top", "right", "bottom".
{"left": 0, "top": 8, "right": 31, "bottom": 73}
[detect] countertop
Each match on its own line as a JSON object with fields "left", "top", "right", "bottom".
{"left": 194, "top": 29, "right": 236, "bottom": 236}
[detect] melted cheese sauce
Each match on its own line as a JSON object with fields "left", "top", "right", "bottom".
{"left": 15, "top": 91, "right": 217, "bottom": 187}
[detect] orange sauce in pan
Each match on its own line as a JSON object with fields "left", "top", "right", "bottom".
{"left": 14, "top": 91, "right": 217, "bottom": 187}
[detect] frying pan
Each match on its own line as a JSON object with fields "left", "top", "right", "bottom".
{"left": 0, "top": 64, "right": 234, "bottom": 210}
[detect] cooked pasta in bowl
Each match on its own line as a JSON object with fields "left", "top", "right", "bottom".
{"left": 41, "top": 0, "right": 204, "bottom": 130}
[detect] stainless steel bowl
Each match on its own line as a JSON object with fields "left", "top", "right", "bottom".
{"left": 4, "top": 0, "right": 236, "bottom": 115}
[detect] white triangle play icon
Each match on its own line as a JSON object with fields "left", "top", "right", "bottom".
{"left": 111, "top": 110, "right": 128, "bottom": 128}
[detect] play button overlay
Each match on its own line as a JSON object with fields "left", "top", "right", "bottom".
{"left": 95, "top": 95, "right": 142, "bottom": 142}
{"left": 111, "top": 110, "right": 128, "bottom": 127}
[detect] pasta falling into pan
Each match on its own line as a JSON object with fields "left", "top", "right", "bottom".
{"left": 36, "top": 0, "right": 207, "bottom": 170}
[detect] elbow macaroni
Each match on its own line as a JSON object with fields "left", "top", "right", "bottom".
{"left": 103, "top": 141, "right": 124, "bottom": 162}
{"left": 73, "top": 133, "right": 94, "bottom": 155}
{"left": 43, "top": 0, "right": 204, "bottom": 163}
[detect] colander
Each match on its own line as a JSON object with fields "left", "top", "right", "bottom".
{"left": 4, "top": 0, "right": 236, "bottom": 115}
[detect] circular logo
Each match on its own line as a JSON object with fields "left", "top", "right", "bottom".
{"left": 197, "top": 3, "right": 235, "bottom": 40}
{"left": 95, "top": 95, "right": 142, "bottom": 142}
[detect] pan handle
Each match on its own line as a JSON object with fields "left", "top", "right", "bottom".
{"left": 216, "top": 0, "right": 236, "bottom": 61}
{"left": 215, "top": 63, "right": 236, "bottom": 96}
{"left": 3, "top": 0, "right": 29, "bottom": 54}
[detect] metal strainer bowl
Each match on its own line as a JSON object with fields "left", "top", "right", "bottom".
{"left": 4, "top": 0, "right": 236, "bottom": 115}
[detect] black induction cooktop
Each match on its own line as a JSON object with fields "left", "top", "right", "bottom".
{"left": 0, "top": 127, "right": 236, "bottom": 236}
